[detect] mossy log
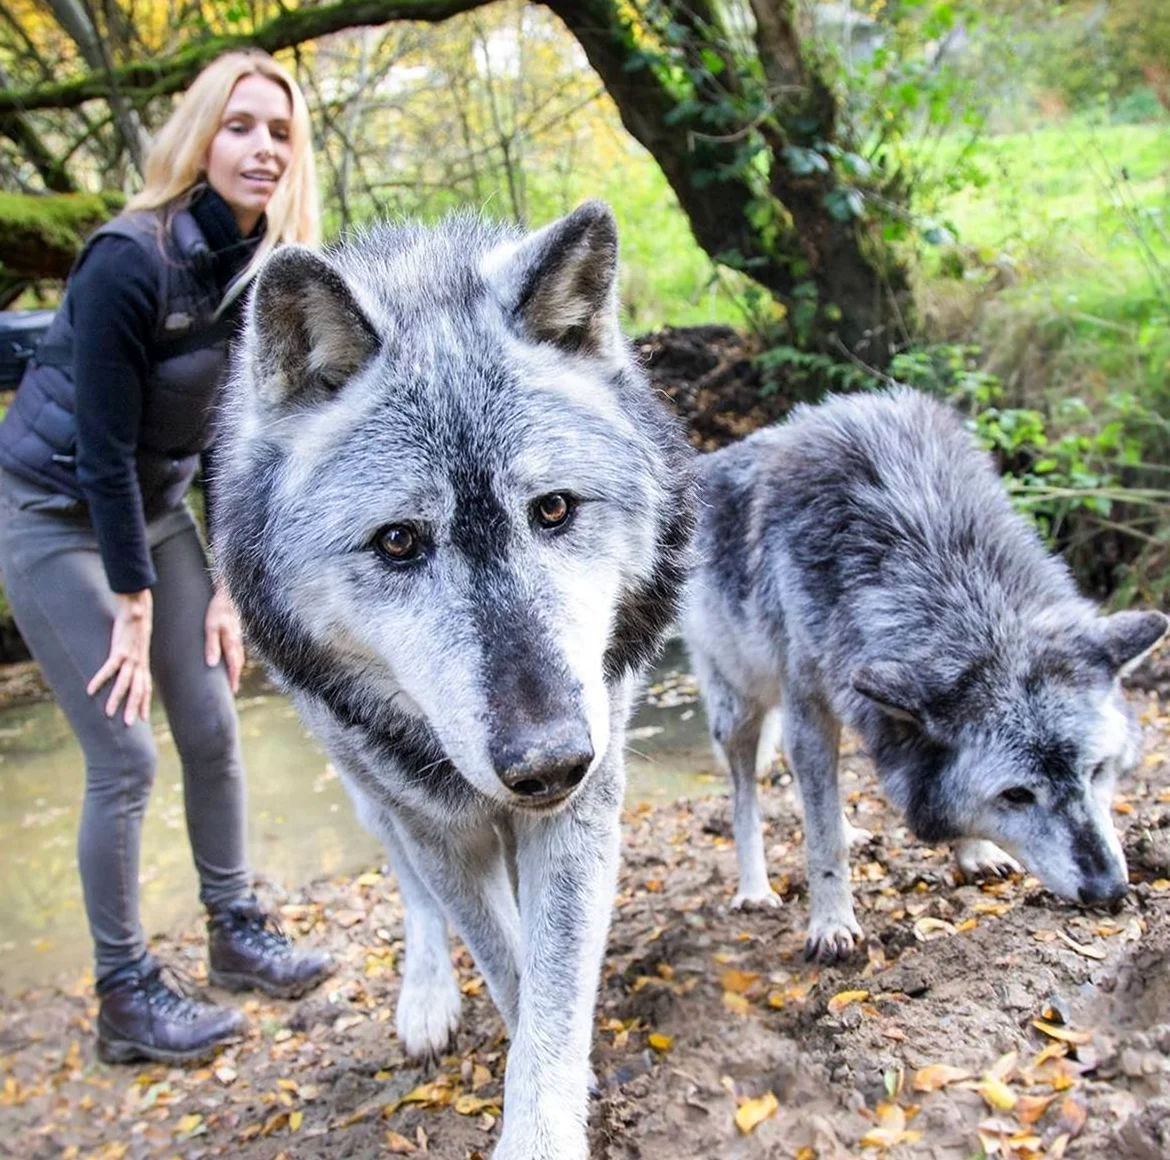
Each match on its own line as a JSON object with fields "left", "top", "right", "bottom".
{"left": 0, "top": 190, "right": 124, "bottom": 280}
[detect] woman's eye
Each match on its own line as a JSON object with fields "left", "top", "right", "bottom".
{"left": 272, "top": 127, "right": 290, "bottom": 141}
{"left": 1000, "top": 786, "right": 1036, "bottom": 807}
{"left": 374, "top": 525, "right": 421, "bottom": 563}
{"left": 532, "top": 492, "right": 574, "bottom": 530}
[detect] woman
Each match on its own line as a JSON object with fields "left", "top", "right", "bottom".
{"left": 0, "top": 50, "right": 334, "bottom": 1064}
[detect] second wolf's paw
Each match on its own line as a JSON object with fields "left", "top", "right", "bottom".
{"left": 731, "top": 887, "right": 784, "bottom": 911}
{"left": 843, "top": 816, "right": 874, "bottom": 848}
{"left": 804, "top": 912, "right": 863, "bottom": 964}
{"left": 396, "top": 970, "right": 462, "bottom": 1064}
{"left": 955, "top": 838, "right": 1021, "bottom": 881}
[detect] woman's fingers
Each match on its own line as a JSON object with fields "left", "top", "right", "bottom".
{"left": 86, "top": 655, "right": 121, "bottom": 698}
{"left": 223, "top": 631, "right": 244, "bottom": 693}
{"left": 104, "top": 661, "right": 134, "bottom": 719}
{"left": 125, "top": 666, "right": 152, "bottom": 726}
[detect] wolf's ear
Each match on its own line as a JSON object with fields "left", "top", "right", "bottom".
{"left": 1097, "top": 610, "right": 1168, "bottom": 673}
{"left": 852, "top": 662, "right": 925, "bottom": 725}
{"left": 486, "top": 200, "right": 620, "bottom": 357}
{"left": 248, "top": 246, "right": 381, "bottom": 407}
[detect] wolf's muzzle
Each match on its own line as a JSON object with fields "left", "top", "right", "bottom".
{"left": 491, "top": 723, "right": 594, "bottom": 807}
{"left": 1077, "top": 875, "right": 1128, "bottom": 907}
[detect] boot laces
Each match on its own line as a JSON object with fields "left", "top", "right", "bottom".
{"left": 141, "top": 963, "right": 209, "bottom": 1023}
{"left": 233, "top": 908, "right": 293, "bottom": 957}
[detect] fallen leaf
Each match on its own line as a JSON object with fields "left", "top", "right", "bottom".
{"left": 913, "top": 916, "right": 956, "bottom": 940}
{"left": 977, "top": 1076, "right": 1017, "bottom": 1111}
{"left": 720, "top": 969, "right": 761, "bottom": 994}
{"left": 1056, "top": 930, "right": 1107, "bottom": 961}
{"left": 1016, "top": 1093, "right": 1057, "bottom": 1125}
{"left": 912, "top": 1064, "right": 971, "bottom": 1092}
{"left": 722, "top": 991, "right": 751, "bottom": 1016}
{"left": 735, "top": 1090, "right": 779, "bottom": 1134}
{"left": 1032, "top": 1020, "right": 1093, "bottom": 1046}
{"left": 1055, "top": 1094, "right": 1087, "bottom": 1137}
{"left": 289, "top": 1111, "right": 303, "bottom": 1132}
{"left": 648, "top": 1033, "right": 673, "bottom": 1053}
{"left": 827, "top": 989, "right": 869, "bottom": 1015}
{"left": 454, "top": 1094, "right": 501, "bottom": 1116}
{"left": 859, "top": 1102, "right": 924, "bottom": 1149}
{"left": 384, "top": 1130, "right": 418, "bottom": 1154}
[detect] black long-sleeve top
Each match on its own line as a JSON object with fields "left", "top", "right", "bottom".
{"left": 71, "top": 189, "right": 260, "bottom": 593}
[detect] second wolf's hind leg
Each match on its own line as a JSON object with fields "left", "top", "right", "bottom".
{"left": 706, "top": 680, "right": 778, "bottom": 909}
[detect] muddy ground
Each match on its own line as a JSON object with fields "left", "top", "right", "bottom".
{"left": 1, "top": 668, "right": 1168, "bottom": 1160}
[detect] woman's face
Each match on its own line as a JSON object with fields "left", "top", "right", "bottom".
{"left": 205, "top": 74, "right": 293, "bottom": 236}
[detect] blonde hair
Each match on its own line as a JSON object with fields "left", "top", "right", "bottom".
{"left": 127, "top": 50, "right": 319, "bottom": 303}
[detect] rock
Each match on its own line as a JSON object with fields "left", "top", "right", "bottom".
{"left": 1112, "top": 1097, "right": 1170, "bottom": 1159}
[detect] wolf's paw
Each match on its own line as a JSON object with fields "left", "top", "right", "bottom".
{"left": 843, "top": 817, "right": 875, "bottom": 848}
{"left": 493, "top": 1125, "right": 587, "bottom": 1160}
{"left": 804, "top": 912, "right": 863, "bottom": 964}
{"left": 396, "top": 971, "right": 462, "bottom": 1064}
{"left": 955, "top": 838, "right": 1021, "bottom": 881}
{"left": 731, "top": 887, "right": 784, "bottom": 911}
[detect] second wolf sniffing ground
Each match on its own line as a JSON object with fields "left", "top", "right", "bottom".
{"left": 683, "top": 388, "right": 1167, "bottom": 962}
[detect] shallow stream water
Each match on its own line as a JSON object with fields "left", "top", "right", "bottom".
{"left": 0, "top": 641, "right": 721, "bottom": 991}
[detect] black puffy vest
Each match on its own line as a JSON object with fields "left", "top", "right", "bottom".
{"left": 0, "top": 209, "right": 232, "bottom": 517}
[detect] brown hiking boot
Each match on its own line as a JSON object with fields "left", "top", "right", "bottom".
{"left": 208, "top": 897, "right": 335, "bottom": 1000}
{"left": 96, "top": 955, "right": 245, "bottom": 1065}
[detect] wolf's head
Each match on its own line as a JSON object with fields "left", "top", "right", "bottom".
{"left": 215, "top": 202, "right": 694, "bottom": 810}
{"left": 854, "top": 609, "right": 1167, "bottom": 904}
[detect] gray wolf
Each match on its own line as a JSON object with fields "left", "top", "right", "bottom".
{"left": 211, "top": 202, "right": 695, "bottom": 1158}
{"left": 681, "top": 388, "right": 1167, "bottom": 962}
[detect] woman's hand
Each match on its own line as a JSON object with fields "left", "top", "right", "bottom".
{"left": 205, "top": 587, "right": 244, "bottom": 693}
{"left": 88, "top": 589, "right": 153, "bottom": 725}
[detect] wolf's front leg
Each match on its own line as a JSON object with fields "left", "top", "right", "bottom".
{"left": 783, "top": 694, "right": 861, "bottom": 962}
{"left": 493, "top": 777, "right": 622, "bottom": 1160}
{"left": 391, "top": 817, "right": 524, "bottom": 1043}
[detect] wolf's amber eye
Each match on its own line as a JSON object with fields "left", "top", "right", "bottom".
{"left": 1000, "top": 786, "right": 1036, "bottom": 806}
{"left": 374, "top": 524, "right": 419, "bottom": 562}
{"left": 533, "top": 492, "right": 573, "bottom": 530}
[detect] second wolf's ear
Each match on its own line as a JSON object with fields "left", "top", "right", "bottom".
{"left": 1097, "top": 610, "right": 1168, "bottom": 674}
{"left": 486, "top": 200, "right": 620, "bottom": 357}
{"left": 851, "top": 662, "right": 925, "bottom": 725}
{"left": 248, "top": 246, "right": 381, "bottom": 407}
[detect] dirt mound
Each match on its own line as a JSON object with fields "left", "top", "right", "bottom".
{"left": 635, "top": 325, "right": 797, "bottom": 450}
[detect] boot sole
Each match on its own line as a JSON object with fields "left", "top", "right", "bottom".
{"left": 96, "top": 1033, "right": 238, "bottom": 1066}
{"left": 209, "top": 967, "right": 333, "bottom": 1001}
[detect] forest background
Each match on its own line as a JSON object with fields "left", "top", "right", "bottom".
{"left": 1, "top": 0, "right": 1168, "bottom": 611}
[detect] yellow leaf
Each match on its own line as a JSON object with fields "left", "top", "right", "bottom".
{"left": 1032, "top": 1020, "right": 1092, "bottom": 1045}
{"left": 722, "top": 991, "right": 751, "bottom": 1016}
{"left": 648, "top": 1033, "right": 673, "bottom": 1053}
{"left": 988, "top": 1051, "right": 1018, "bottom": 1082}
{"left": 289, "top": 1111, "right": 303, "bottom": 1132}
{"left": 720, "top": 969, "right": 761, "bottom": 994}
{"left": 977, "top": 1076, "right": 1017, "bottom": 1111}
{"left": 175, "top": 1114, "right": 203, "bottom": 1136}
{"left": 911, "top": 1064, "right": 971, "bottom": 1092}
{"left": 827, "top": 989, "right": 869, "bottom": 1015}
{"left": 384, "top": 1130, "right": 418, "bottom": 1154}
{"left": 734, "top": 1090, "right": 779, "bottom": 1134}
{"left": 454, "top": 1094, "right": 502, "bottom": 1116}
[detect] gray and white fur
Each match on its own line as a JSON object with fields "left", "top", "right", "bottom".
{"left": 211, "top": 202, "right": 695, "bottom": 1159}
{"left": 681, "top": 389, "right": 1167, "bottom": 961}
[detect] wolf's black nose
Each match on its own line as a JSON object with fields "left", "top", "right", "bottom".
{"left": 1078, "top": 877, "right": 1129, "bottom": 907}
{"left": 494, "top": 732, "right": 594, "bottom": 805}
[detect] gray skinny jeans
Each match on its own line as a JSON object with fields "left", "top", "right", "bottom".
{"left": 0, "top": 468, "right": 250, "bottom": 979}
